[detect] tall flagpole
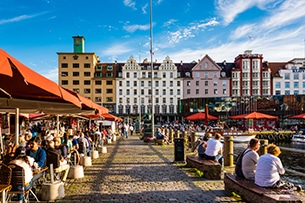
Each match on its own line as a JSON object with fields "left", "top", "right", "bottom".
{"left": 150, "top": 0, "right": 154, "bottom": 138}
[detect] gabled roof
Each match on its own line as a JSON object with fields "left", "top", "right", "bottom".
{"left": 268, "top": 62, "right": 287, "bottom": 78}
{"left": 192, "top": 54, "right": 221, "bottom": 71}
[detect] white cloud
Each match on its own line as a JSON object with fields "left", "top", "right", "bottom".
{"left": 167, "top": 18, "right": 219, "bottom": 44}
{"left": 163, "top": 19, "right": 177, "bottom": 27}
{"left": 123, "top": 24, "right": 150, "bottom": 33}
{"left": 216, "top": 0, "right": 280, "bottom": 25}
{"left": 0, "top": 12, "right": 43, "bottom": 25}
{"left": 142, "top": 3, "right": 148, "bottom": 14}
{"left": 123, "top": 0, "right": 137, "bottom": 10}
{"left": 100, "top": 44, "right": 133, "bottom": 60}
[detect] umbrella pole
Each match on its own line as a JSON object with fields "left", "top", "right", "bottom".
{"left": 15, "top": 108, "right": 19, "bottom": 145}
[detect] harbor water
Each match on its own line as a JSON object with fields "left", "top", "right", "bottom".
{"left": 233, "top": 142, "right": 305, "bottom": 189}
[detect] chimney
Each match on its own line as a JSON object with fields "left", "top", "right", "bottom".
{"left": 180, "top": 60, "right": 183, "bottom": 65}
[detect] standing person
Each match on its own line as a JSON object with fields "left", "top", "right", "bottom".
{"left": 129, "top": 124, "right": 134, "bottom": 136}
{"left": 255, "top": 143, "right": 302, "bottom": 191}
{"left": 204, "top": 133, "right": 223, "bottom": 165}
{"left": 235, "top": 138, "right": 260, "bottom": 180}
{"left": 26, "top": 137, "right": 47, "bottom": 182}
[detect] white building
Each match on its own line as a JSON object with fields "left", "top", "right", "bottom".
{"left": 116, "top": 56, "right": 185, "bottom": 124}
{"left": 273, "top": 58, "right": 305, "bottom": 95}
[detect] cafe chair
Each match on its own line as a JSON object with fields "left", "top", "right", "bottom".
{"left": 7, "top": 163, "right": 39, "bottom": 203}
{"left": 0, "top": 164, "right": 12, "bottom": 203}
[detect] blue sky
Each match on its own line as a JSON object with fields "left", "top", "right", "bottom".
{"left": 1, "top": 0, "right": 305, "bottom": 83}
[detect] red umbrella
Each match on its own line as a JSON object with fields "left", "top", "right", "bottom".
{"left": 230, "top": 111, "right": 277, "bottom": 119}
{"left": 288, "top": 113, "right": 305, "bottom": 119}
{"left": 185, "top": 112, "right": 218, "bottom": 121}
{"left": 0, "top": 49, "right": 83, "bottom": 113}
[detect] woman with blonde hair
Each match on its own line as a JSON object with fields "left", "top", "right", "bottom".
{"left": 255, "top": 144, "right": 301, "bottom": 191}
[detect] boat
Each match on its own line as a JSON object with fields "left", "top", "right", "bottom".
{"left": 223, "top": 132, "right": 256, "bottom": 143}
{"left": 195, "top": 129, "right": 256, "bottom": 143}
{"left": 291, "top": 134, "right": 305, "bottom": 143}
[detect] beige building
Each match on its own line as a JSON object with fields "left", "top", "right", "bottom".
{"left": 57, "top": 36, "right": 116, "bottom": 113}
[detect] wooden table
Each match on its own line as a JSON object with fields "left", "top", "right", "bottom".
{"left": 0, "top": 184, "right": 12, "bottom": 203}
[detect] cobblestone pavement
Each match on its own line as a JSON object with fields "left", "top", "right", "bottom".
{"left": 50, "top": 135, "right": 244, "bottom": 203}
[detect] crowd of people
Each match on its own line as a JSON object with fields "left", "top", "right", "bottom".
{"left": 2, "top": 121, "right": 116, "bottom": 202}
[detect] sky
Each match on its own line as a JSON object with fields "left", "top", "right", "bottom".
{"left": 1, "top": 0, "right": 305, "bottom": 83}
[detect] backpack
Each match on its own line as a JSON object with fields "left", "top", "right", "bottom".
{"left": 234, "top": 149, "right": 251, "bottom": 179}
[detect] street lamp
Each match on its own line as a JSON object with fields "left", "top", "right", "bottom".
{"left": 149, "top": 0, "right": 154, "bottom": 138}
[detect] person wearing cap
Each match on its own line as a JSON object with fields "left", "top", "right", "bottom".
{"left": 9, "top": 147, "right": 36, "bottom": 202}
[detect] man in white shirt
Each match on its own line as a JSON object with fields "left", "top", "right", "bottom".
{"left": 204, "top": 133, "right": 223, "bottom": 165}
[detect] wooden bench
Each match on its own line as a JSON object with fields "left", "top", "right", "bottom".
{"left": 155, "top": 139, "right": 165, "bottom": 145}
{"left": 186, "top": 155, "right": 221, "bottom": 180}
{"left": 224, "top": 173, "right": 302, "bottom": 203}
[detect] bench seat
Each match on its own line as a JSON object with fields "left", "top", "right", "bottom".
{"left": 186, "top": 155, "right": 221, "bottom": 180}
{"left": 224, "top": 173, "right": 302, "bottom": 203}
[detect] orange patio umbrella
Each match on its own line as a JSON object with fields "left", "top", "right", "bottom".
{"left": 0, "top": 49, "right": 83, "bottom": 113}
{"left": 185, "top": 112, "right": 218, "bottom": 121}
{"left": 230, "top": 111, "right": 277, "bottom": 119}
{"left": 288, "top": 113, "right": 305, "bottom": 119}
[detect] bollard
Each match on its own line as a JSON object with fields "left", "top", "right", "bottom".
{"left": 258, "top": 139, "right": 268, "bottom": 156}
{"left": 191, "top": 132, "right": 196, "bottom": 152}
{"left": 169, "top": 130, "right": 174, "bottom": 143}
{"left": 224, "top": 136, "right": 234, "bottom": 167}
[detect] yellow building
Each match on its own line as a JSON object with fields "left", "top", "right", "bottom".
{"left": 57, "top": 35, "right": 116, "bottom": 113}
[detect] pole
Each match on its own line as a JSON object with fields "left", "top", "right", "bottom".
{"left": 150, "top": 0, "right": 154, "bottom": 138}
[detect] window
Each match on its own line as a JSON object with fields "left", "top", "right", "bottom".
{"left": 61, "top": 63, "right": 68, "bottom": 68}
{"left": 155, "top": 81, "right": 159, "bottom": 87}
{"left": 134, "top": 72, "right": 137, "bottom": 78}
{"left": 285, "top": 90, "right": 290, "bottom": 95}
{"left": 170, "top": 89, "right": 173, "bottom": 95}
{"left": 84, "top": 80, "right": 90, "bottom": 85}
{"left": 195, "top": 72, "right": 200, "bottom": 78}
{"left": 204, "top": 72, "right": 208, "bottom": 78}
{"left": 84, "top": 72, "right": 91, "bottom": 77}
{"left": 141, "top": 89, "right": 144, "bottom": 95}
{"left": 73, "top": 80, "right": 79, "bottom": 85}
{"left": 61, "top": 72, "right": 68, "bottom": 77}
{"left": 205, "top": 81, "right": 208, "bottom": 86}
{"left": 155, "top": 89, "right": 159, "bottom": 95}
{"left": 126, "top": 81, "right": 130, "bottom": 87}
{"left": 196, "top": 89, "right": 199, "bottom": 94}
{"left": 106, "top": 72, "right": 113, "bottom": 77}
{"left": 213, "top": 72, "right": 217, "bottom": 78}
{"left": 95, "top": 89, "right": 102, "bottom": 94}
{"left": 163, "top": 72, "right": 166, "bottom": 78}
{"left": 284, "top": 82, "right": 290, "bottom": 88}
{"left": 294, "top": 73, "right": 299, "bottom": 80}
{"left": 223, "top": 89, "right": 227, "bottom": 94}
{"left": 134, "top": 89, "right": 137, "bottom": 95}
{"left": 84, "top": 88, "right": 90, "bottom": 93}
{"left": 214, "top": 81, "right": 217, "bottom": 86}
{"left": 119, "top": 89, "right": 122, "bottom": 95}
{"left": 61, "top": 80, "right": 68, "bottom": 85}
{"left": 95, "top": 80, "right": 102, "bottom": 85}
{"left": 205, "top": 89, "right": 208, "bottom": 94}
{"left": 126, "top": 72, "right": 130, "bottom": 78}
{"left": 177, "top": 89, "right": 181, "bottom": 95}
{"left": 196, "top": 81, "right": 199, "bottom": 86}
{"left": 134, "top": 98, "right": 137, "bottom": 103}
{"left": 294, "top": 90, "right": 299, "bottom": 95}
{"left": 95, "top": 97, "right": 101, "bottom": 102}
{"left": 170, "top": 72, "right": 173, "bottom": 78}
{"left": 73, "top": 63, "right": 79, "bottom": 68}
{"left": 96, "top": 65, "right": 102, "bottom": 70}
{"left": 73, "top": 72, "right": 79, "bottom": 77}
{"left": 95, "top": 72, "right": 102, "bottom": 77}
{"left": 106, "top": 80, "right": 112, "bottom": 85}
{"left": 84, "top": 63, "right": 90, "bottom": 68}
{"left": 141, "top": 81, "right": 144, "bottom": 87}
{"left": 163, "top": 89, "right": 166, "bottom": 95}
{"left": 170, "top": 81, "right": 173, "bottom": 87}
{"left": 214, "top": 89, "right": 218, "bottom": 94}
{"left": 204, "top": 62, "right": 208, "bottom": 69}
{"left": 187, "top": 81, "right": 191, "bottom": 86}
{"left": 119, "top": 81, "right": 122, "bottom": 86}
{"left": 284, "top": 73, "right": 290, "bottom": 80}
{"left": 294, "top": 82, "right": 299, "bottom": 88}
{"left": 126, "top": 89, "right": 130, "bottom": 95}
{"left": 106, "top": 97, "right": 113, "bottom": 102}
{"left": 187, "top": 89, "right": 191, "bottom": 94}
{"left": 106, "top": 89, "right": 113, "bottom": 94}
{"left": 134, "top": 81, "right": 137, "bottom": 87}
{"left": 73, "top": 88, "right": 79, "bottom": 93}
{"left": 275, "top": 82, "right": 281, "bottom": 88}
{"left": 222, "top": 81, "right": 227, "bottom": 86}
{"left": 107, "top": 65, "right": 113, "bottom": 70}
{"left": 162, "top": 81, "right": 166, "bottom": 87}
{"left": 177, "top": 81, "right": 180, "bottom": 86}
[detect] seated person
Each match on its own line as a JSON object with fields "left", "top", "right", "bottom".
{"left": 9, "top": 147, "right": 36, "bottom": 202}
{"left": 204, "top": 133, "right": 223, "bottom": 165}
{"left": 26, "top": 137, "right": 47, "bottom": 182}
{"left": 197, "top": 135, "right": 209, "bottom": 159}
{"left": 155, "top": 128, "right": 169, "bottom": 144}
{"left": 255, "top": 143, "right": 302, "bottom": 191}
{"left": 241, "top": 138, "right": 260, "bottom": 180}
{"left": 47, "top": 139, "right": 70, "bottom": 182}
